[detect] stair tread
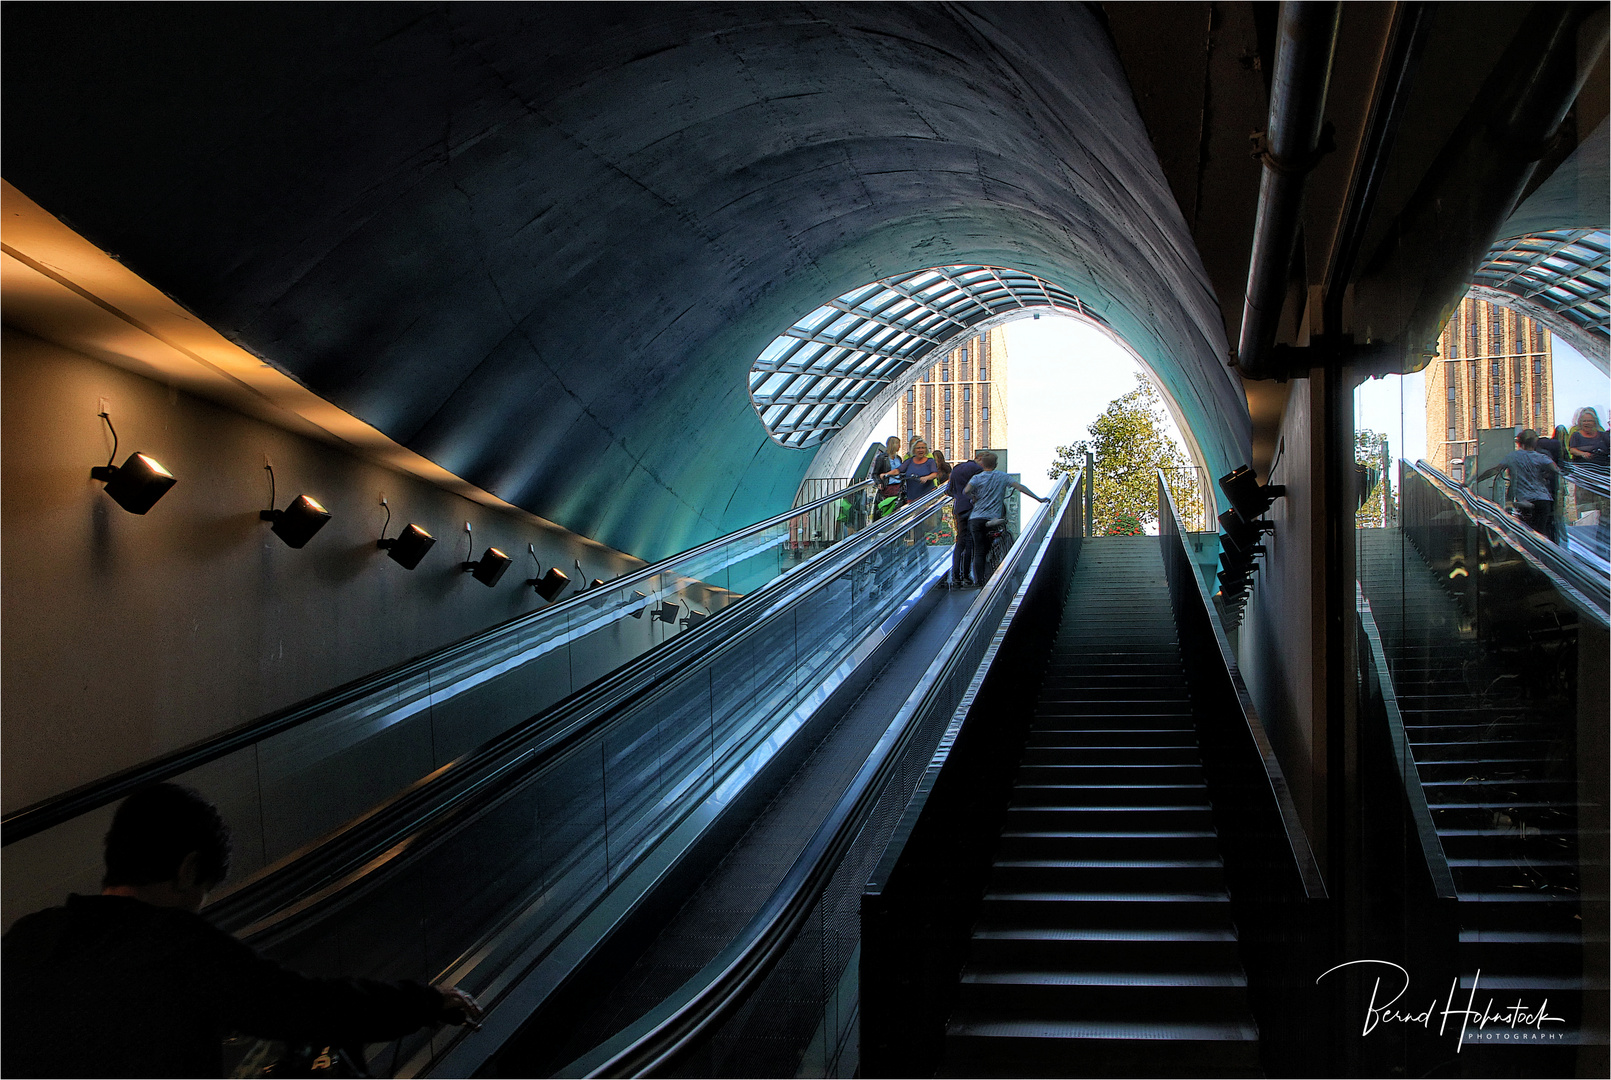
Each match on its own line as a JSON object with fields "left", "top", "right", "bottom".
{"left": 947, "top": 1019, "right": 1259, "bottom": 1041}
{"left": 961, "top": 970, "right": 1247, "bottom": 987}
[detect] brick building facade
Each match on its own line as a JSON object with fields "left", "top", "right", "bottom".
{"left": 1427, "top": 296, "right": 1554, "bottom": 478}
{"left": 896, "top": 326, "right": 1009, "bottom": 465}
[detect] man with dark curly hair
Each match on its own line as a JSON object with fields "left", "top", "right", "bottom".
{"left": 3, "top": 784, "right": 482, "bottom": 1077}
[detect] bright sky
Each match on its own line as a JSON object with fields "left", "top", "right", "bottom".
{"left": 876, "top": 314, "right": 1196, "bottom": 490}
{"left": 1354, "top": 335, "right": 1609, "bottom": 465}
{"left": 875, "top": 312, "right": 1606, "bottom": 493}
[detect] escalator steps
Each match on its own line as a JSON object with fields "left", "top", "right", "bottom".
{"left": 940, "top": 537, "right": 1261, "bottom": 1078}
{"left": 1357, "top": 529, "right": 1588, "bottom": 1042}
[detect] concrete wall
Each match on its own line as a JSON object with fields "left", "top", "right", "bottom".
{"left": 0, "top": 329, "right": 642, "bottom": 812}
{"left": 1238, "top": 376, "right": 1326, "bottom": 859}
{"left": 4, "top": 4, "right": 1250, "bottom": 563}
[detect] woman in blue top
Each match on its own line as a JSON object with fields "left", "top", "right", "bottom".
{"left": 897, "top": 440, "right": 942, "bottom": 504}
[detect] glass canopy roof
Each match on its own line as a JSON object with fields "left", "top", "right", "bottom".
{"left": 749, "top": 265, "right": 1095, "bottom": 449}
{"left": 1472, "top": 228, "right": 1609, "bottom": 362}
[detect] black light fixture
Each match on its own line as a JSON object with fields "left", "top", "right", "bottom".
{"left": 525, "top": 545, "right": 572, "bottom": 601}
{"left": 681, "top": 604, "right": 708, "bottom": 630}
{"left": 629, "top": 590, "right": 650, "bottom": 618}
{"left": 375, "top": 500, "right": 436, "bottom": 570}
{"left": 460, "top": 523, "right": 510, "bottom": 587}
{"left": 90, "top": 411, "right": 176, "bottom": 514}
{"left": 655, "top": 599, "right": 680, "bottom": 624}
{"left": 1218, "top": 465, "right": 1287, "bottom": 521}
{"left": 259, "top": 465, "right": 330, "bottom": 548}
{"left": 1217, "top": 510, "right": 1274, "bottom": 553}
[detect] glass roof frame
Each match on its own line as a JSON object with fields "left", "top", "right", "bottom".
{"left": 749, "top": 265, "right": 1100, "bottom": 449}
{"left": 1472, "top": 228, "right": 1609, "bottom": 361}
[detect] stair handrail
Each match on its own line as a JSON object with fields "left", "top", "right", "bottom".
{"left": 1563, "top": 461, "right": 1610, "bottom": 499}
{"left": 1354, "top": 585, "right": 1457, "bottom": 899}
{"left": 552, "top": 475, "right": 1076, "bottom": 1078}
{"left": 1156, "top": 471, "right": 1327, "bottom": 899}
{"left": 2, "top": 480, "right": 875, "bottom": 845}
{"left": 1410, "top": 459, "right": 1608, "bottom": 629}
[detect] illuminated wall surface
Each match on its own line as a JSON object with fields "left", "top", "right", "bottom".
{"left": 1, "top": 4, "right": 1248, "bottom": 563}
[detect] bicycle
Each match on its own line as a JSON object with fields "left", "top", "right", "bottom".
{"left": 981, "top": 516, "right": 1012, "bottom": 579}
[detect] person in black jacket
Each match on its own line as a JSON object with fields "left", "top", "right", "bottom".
{"left": 3, "top": 784, "right": 482, "bottom": 1078}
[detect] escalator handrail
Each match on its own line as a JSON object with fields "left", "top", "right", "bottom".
{"left": 209, "top": 486, "right": 954, "bottom": 936}
{"left": 1156, "top": 472, "right": 1327, "bottom": 900}
{"left": 1563, "top": 461, "right": 1610, "bottom": 499}
{"left": 557, "top": 475, "right": 1076, "bottom": 1078}
{"left": 1354, "top": 585, "right": 1457, "bottom": 900}
{"left": 2, "top": 480, "right": 875, "bottom": 846}
{"left": 1411, "top": 459, "right": 1609, "bottom": 629}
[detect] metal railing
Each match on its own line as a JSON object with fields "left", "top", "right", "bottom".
{"left": 1157, "top": 470, "right": 1328, "bottom": 1078}
{"left": 1408, "top": 460, "right": 1608, "bottom": 628}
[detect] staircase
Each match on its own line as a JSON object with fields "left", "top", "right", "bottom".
{"left": 939, "top": 536, "right": 1261, "bottom": 1077}
{"left": 1357, "top": 528, "right": 1588, "bottom": 1064}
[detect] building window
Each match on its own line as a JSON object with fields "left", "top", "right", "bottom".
{"left": 981, "top": 407, "right": 989, "bottom": 421}
{"left": 1448, "top": 385, "right": 1457, "bottom": 401}
{"left": 1447, "top": 426, "right": 1457, "bottom": 441}
{"left": 944, "top": 427, "right": 951, "bottom": 444}
{"left": 1467, "top": 312, "right": 1480, "bottom": 359}
{"left": 959, "top": 346, "right": 968, "bottom": 363}
{"left": 944, "top": 387, "right": 952, "bottom": 403}
{"left": 1448, "top": 310, "right": 1461, "bottom": 359}
{"left": 925, "top": 408, "right": 933, "bottom": 423}
{"left": 944, "top": 408, "right": 951, "bottom": 423}
{"left": 963, "top": 386, "right": 971, "bottom": 403}
{"left": 979, "top": 362, "right": 988, "bottom": 381}
{"left": 963, "top": 426, "right": 970, "bottom": 441}
{"left": 907, "top": 388, "right": 915, "bottom": 404}
{"left": 941, "top": 365, "right": 949, "bottom": 382}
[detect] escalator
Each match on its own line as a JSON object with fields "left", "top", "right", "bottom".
{"left": 2, "top": 479, "right": 883, "bottom": 926}
{"left": 1356, "top": 460, "right": 1607, "bottom": 1073}
{"left": 3, "top": 475, "right": 1082, "bottom": 1078}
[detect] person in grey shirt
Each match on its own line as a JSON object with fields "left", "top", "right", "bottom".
{"left": 963, "top": 450, "right": 1047, "bottom": 586}
{"left": 1470, "top": 428, "right": 1562, "bottom": 536}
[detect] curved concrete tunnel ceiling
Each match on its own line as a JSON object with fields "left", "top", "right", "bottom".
{"left": 2, "top": 3, "right": 1249, "bottom": 561}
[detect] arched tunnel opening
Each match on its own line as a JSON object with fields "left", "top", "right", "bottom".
{"left": 2, "top": 4, "right": 1606, "bottom": 1078}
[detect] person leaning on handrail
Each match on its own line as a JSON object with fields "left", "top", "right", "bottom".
{"left": 1568, "top": 407, "right": 1609, "bottom": 466}
{"left": 1468, "top": 428, "right": 1563, "bottom": 537}
{"left": 2, "top": 783, "right": 483, "bottom": 1078}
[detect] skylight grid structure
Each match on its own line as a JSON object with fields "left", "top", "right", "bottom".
{"left": 749, "top": 265, "right": 1088, "bottom": 449}
{"left": 1472, "top": 229, "right": 1609, "bottom": 364}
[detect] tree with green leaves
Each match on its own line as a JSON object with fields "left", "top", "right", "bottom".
{"left": 1355, "top": 428, "right": 1391, "bottom": 528}
{"left": 1049, "top": 374, "right": 1206, "bottom": 532}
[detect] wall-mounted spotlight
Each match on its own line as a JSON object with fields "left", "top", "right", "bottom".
{"left": 1217, "top": 510, "right": 1274, "bottom": 553}
{"left": 460, "top": 522, "right": 510, "bottom": 587}
{"left": 655, "top": 599, "right": 680, "bottom": 624}
{"left": 90, "top": 411, "right": 176, "bottom": 514}
{"left": 375, "top": 499, "right": 436, "bottom": 569}
{"left": 525, "top": 545, "right": 572, "bottom": 601}
{"left": 1218, "top": 465, "right": 1287, "bottom": 520}
{"left": 681, "top": 604, "right": 708, "bottom": 630}
{"left": 629, "top": 590, "right": 650, "bottom": 618}
{"left": 259, "top": 464, "right": 330, "bottom": 548}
